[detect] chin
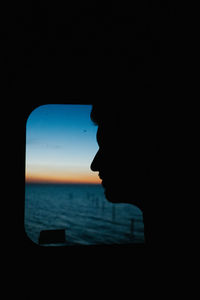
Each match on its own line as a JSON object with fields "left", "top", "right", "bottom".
{"left": 104, "top": 187, "right": 122, "bottom": 203}
{"left": 103, "top": 184, "right": 143, "bottom": 209}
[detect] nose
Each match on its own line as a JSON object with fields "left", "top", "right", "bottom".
{"left": 90, "top": 150, "right": 100, "bottom": 172}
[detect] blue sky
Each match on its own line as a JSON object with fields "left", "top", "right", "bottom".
{"left": 25, "top": 104, "right": 100, "bottom": 183}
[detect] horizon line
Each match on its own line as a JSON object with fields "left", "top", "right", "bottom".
{"left": 25, "top": 174, "right": 101, "bottom": 185}
{"left": 26, "top": 181, "right": 101, "bottom": 185}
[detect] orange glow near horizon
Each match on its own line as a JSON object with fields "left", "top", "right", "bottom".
{"left": 26, "top": 175, "right": 101, "bottom": 185}
{"left": 25, "top": 167, "right": 101, "bottom": 185}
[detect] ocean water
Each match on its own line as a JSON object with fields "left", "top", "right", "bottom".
{"left": 25, "top": 183, "right": 144, "bottom": 246}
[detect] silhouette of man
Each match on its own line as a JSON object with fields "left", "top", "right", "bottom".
{"left": 90, "top": 99, "right": 171, "bottom": 246}
{"left": 88, "top": 1, "right": 177, "bottom": 247}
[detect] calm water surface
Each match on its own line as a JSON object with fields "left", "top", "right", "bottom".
{"left": 25, "top": 183, "right": 144, "bottom": 246}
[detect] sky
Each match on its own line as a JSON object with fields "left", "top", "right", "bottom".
{"left": 25, "top": 104, "right": 100, "bottom": 184}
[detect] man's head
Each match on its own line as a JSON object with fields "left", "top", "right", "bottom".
{"left": 90, "top": 101, "right": 165, "bottom": 211}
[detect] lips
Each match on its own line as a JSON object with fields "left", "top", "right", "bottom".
{"left": 99, "top": 174, "right": 110, "bottom": 190}
{"left": 98, "top": 173, "right": 106, "bottom": 187}
{"left": 98, "top": 173, "right": 103, "bottom": 180}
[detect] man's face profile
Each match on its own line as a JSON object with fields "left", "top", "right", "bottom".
{"left": 90, "top": 105, "right": 155, "bottom": 211}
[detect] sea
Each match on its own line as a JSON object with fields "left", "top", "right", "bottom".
{"left": 24, "top": 183, "right": 145, "bottom": 246}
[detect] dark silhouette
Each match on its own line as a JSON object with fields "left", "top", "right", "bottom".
{"left": 90, "top": 100, "right": 174, "bottom": 246}
{"left": 88, "top": 1, "right": 177, "bottom": 248}
{"left": 39, "top": 229, "right": 66, "bottom": 245}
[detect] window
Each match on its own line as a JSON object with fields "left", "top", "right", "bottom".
{"left": 25, "top": 104, "right": 144, "bottom": 246}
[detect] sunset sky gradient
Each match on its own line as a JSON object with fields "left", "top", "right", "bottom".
{"left": 25, "top": 104, "right": 100, "bottom": 184}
